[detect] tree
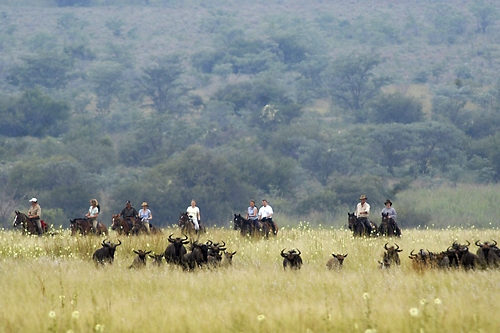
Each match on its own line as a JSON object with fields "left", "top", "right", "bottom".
{"left": 324, "top": 53, "right": 390, "bottom": 116}
{"left": 135, "top": 54, "right": 189, "bottom": 115}
{"left": 470, "top": 1, "right": 499, "bottom": 33}
{"left": 0, "top": 89, "right": 70, "bottom": 137}
{"left": 369, "top": 92, "right": 424, "bottom": 124}
{"left": 88, "top": 61, "right": 124, "bottom": 114}
{"left": 7, "top": 52, "right": 74, "bottom": 90}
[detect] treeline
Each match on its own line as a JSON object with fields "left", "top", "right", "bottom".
{"left": 1, "top": 0, "right": 500, "bottom": 227}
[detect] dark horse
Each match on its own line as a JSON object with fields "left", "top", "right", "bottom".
{"left": 347, "top": 212, "right": 378, "bottom": 237}
{"left": 70, "top": 218, "right": 108, "bottom": 236}
{"left": 12, "top": 211, "right": 48, "bottom": 235}
{"left": 130, "top": 220, "right": 163, "bottom": 235}
{"left": 233, "top": 214, "right": 270, "bottom": 238}
{"left": 379, "top": 213, "right": 401, "bottom": 237}
{"left": 179, "top": 212, "right": 205, "bottom": 235}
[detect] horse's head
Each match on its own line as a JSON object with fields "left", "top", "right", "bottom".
{"left": 347, "top": 212, "right": 357, "bottom": 226}
{"left": 381, "top": 212, "right": 393, "bottom": 225}
{"left": 111, "top": 214, "right": 121, "bottom": 230}
{"left": 178, "top": 212, "right": 188, "bottom": 227}
{"left": 233, "top": 214, "right": 243, "bottom": 230}
{"left": 12, "top": 211, "right": 23, "bottom": 228}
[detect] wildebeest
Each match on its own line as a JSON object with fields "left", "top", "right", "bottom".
{"left": 182, "top": 241, "right": 204, "bottom": 270}
{"left": 459, "top": 243, "right": 481, "bottom": 270}
{"left": 92, "top": 239, "right": 122, "bottom": 266}
{"left": 221, "top": 251, "right": 237, "bottom": 267}
{"left": 475, "top": 240, "right": 500, "bottom": 268}
{"left": 383, "top": 243, "right": 403, "bottom": 265}
{"left": 326, "top": 253, "right": 348, "bottom": 270}
{"left": 129, "top": 249, "right": 151, "bottom": 269}
{"left": 281, "top": 248, "right": 303, "bottom": 270}
{"left": 149, "top": 253, "right": 165, "bottom": 266}
{"left": 164, "top": 234, "right": 189, "bottom": 265}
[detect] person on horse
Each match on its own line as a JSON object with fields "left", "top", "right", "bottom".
{"left": 186, "top": 199, "right": 201, "bottom": 232}
{"left": 27, "top": 198, "right": 43, "bottom": 236}
{"left": 138, "top": 202, "right": 152, "bottom": 234}
{"left": 246, "top": 199, "right": 259, "bottom": 231}
{"left": 258, "top": 199, "right": 276, "bottom": 235}
{"left": 85, "top": 198, "right": 100, "bottom": 235}
{"left": 120, "top": 200, "right": 139, "bottom": 230}
{"left": 380, "top": 199, "right": 402, "bottom": 236}
{"left": 355, "top": 194, "right": 372, "bottom": 232}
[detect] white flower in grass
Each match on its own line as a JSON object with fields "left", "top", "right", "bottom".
{"left": 48, "top": 311, "right": 56, "bottom": 319}
{"left": 362, "top": 292, "right": 370, "bottom": 300}
{"left": 257, "top": 314, "right": 266, "bottom": 322}
{"left": 434, "top": 298, "right": 442, "bottom": 305}
{"left": 420, "top": 299, "right": 427, "bottom": 305}
{"left": 72, "top": 310, "right": 79, "bottom": 320}
{"left": 409, "top": 307, "right": 419, "bottom": 317}
{"left": 95, "top": 324, "right": 105, "bottom": 332}
{"left": 365, "top": 329, "right": 377, "bottom": 333}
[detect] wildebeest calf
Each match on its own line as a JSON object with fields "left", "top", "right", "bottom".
{"left": 129, "top": 250, "right": 151, "bottom": 269}
{"left": 326, "top": 253, "right": 348, "bottom": 270}
{"left": 281, "top": 248, "right": 303, "bottom": 270}
{"left": 221, "top": 251, "right": 237, "bottom": 267}
{"left": 92, "top": 239, "right": 122, "bottom": 266}
{"left": 149, "top": 253, "right": 165, "bottom": 267}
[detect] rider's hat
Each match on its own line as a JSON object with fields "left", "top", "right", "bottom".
{"left": 126, "top": 200, "right": 131, "bottom": 205}
{"left": 141, "top": 202, "right": 148, "bottom": 207}
{"left": 384, "top": 199, "right": 392, "bottom": 205}
{"left": 29, "top": 198, "right": 38, "bottom": 203}
{"left": 359, "top": 194, "right": 367, "bottom": 200}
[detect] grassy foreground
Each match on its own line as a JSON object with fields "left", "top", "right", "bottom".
{"left": 1, "top": 226, "right": 500, "bottom": 333}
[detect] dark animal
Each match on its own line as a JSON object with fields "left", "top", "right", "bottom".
{"left": 130, "top": 220, "right": 163, "bottom": 235}
{"left": 459, "top": 242, "right": 481, "bottom": 270}
{"left": 164, "top": 234, "right": 189, "bottom": 265}
{"left": 233, "top": 214, "right": 270, "bottom": 238}
{"left": 379, "top": 213, "right": 400, "bottom": 237}
{"left": 326, "top": 253, "right": 348, "bottom": 270}
{"left": 70, "top": 218, "right": 108, "bottom": 236}
{"left": 12, "top": 211, "right": 48, "bottom": 235}
{"left": 92, "top": 239, "right": 122, "bottom": 266}
{"left": 111, "top": 214, "right": 132, "bottom": 235}
{"left": 207, "top": 240, "right": 226, "bottom": 267}
{"left": 378, "top": 258, "right": 391, "bottom": 269}
{"left": 129, "top": 250, "right": 151, "bottom": 269}
{"left": 384, "top": 243, "right": 403, "bottom": 265}
{"left": 475, "top": 240, "right": 500, "bottom": 268}
{"left": 281, "top": 248, "right": 303, "bottom": 270}
{"left": 182, "top": 241, "right": 205, "bottom": 270}
{"left": 178, "top": 212, "right": 205, "bottom": 234}
{"left": 348, "top": 212, "right": 377, "bottom": 237}
{"left": 149, "top": 253, "right": 165, "bottom": 266}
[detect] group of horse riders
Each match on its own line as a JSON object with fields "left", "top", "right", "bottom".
{"left": 355, "top": 194, "right": 402, "bottom": 236}
{"left": 246, "top": 198, "right": 277, "bottom": 235}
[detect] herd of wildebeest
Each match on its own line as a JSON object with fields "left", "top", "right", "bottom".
{"left": 89, "top": 232, "right": 500, "bottom": 272}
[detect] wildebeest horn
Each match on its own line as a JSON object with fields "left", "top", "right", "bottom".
{"left": 384, "top": 243, "right": 389, "bottom": 250}
{"left": 182, "top": 234, "right": 188, "bottom": 241}
{"left": 102, "top": 239, "right": 108, "bottom": 246}
{"left": 395, "top": 243, "right": 400, "bottom": 250}
{"left": 146, "top": 251, "right": 152, "bottom": 255}
{"left": 281, "top": 248, "right": 287, "bottom": 257}
{"left": 344, "top": 254, "right": 348, "bottom": 257}
{"left": 409, "top": 249, "right": 417, "bottom": 257}
{"left": 492, "top": 239, "right": 498, "bottom": 246}
{"left": 465, "top": 240, "right": 470, "bottom": 247}
{"left": 134, "top": 250, "right": 139, "bottom": 254}
{"left": 475, "top": 240, "right": 483, "bottom": 247}
{"left": 296, "top": 249, "right": 301, "bottom": 255}
{"left": 168, "top": 233, "right": 174, "bottom": 241}
{"left": 116, "top": 239, "right": 122, "bottom": 246}
{"left": 220, "top": 240, "right": 226, "bottom": 247}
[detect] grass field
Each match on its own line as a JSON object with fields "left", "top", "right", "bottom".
{"left": 1, "top": 226, "right": 499, "bottom": 333}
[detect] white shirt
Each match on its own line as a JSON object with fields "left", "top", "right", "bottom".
{"left": 355, "top": 202, "right": 370, "bottom": 218}
{"left": 88, "top": 206, "right": 99, "bottom": 218}
{"left": 186, "top": 206, "right": 200, "bottom": 222}
{"left": 259, "top": 205, "right": 273, "bottom": 219}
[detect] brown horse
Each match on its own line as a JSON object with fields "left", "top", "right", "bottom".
{"left": 111, "top": 214, "right": 132, "bottom": 235}
{"left": 348, "top": 212, "right": 377, "bottom": 237}
{"left": 179, "top": 212, "right": 205, "bottom": 235}
{"left": 130, "top": 220, "right": 163, "bottom": 235}
{"left": 12, "top": 211, "right": 48, "bottom": 235}
{"left": 70, "top": 218, "right": 108, "bottom": 236}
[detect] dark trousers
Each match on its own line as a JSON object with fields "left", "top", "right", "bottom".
{"left": 359, "top": 217, "right": 371, "bottom": 231}
{"left": 262, "top": 217, "right": 276, "bottom": 234}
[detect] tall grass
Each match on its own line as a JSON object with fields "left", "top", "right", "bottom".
{"left": 1, "top": 226, "right": 500, "bottom": 332}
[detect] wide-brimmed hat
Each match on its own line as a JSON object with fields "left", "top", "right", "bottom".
{"left": 141, "top": 202, "right": 148, "bottom": 207}
{"left": 384, "top": 199, "right": 392, "bottom": 205}
{"left": 29, "top": 198, "right": 38, "bottom": 203}
{"left": 359, "top": 194, "right": 367, "bottom": 200}
{"left": 126, "top": 200, "right": 131, "bottom": 205}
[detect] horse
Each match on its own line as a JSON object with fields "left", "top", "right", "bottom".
{"left": 12, "top": 211, "right": 47, "bottom": 235}
{"left": 111, "top": 214, "right": 132, "bottom": 235}
{"left": 130, "top": 220, "right": 163, "bottom": 235}
{"left": 70, "top": 218, "right": 108, "bottom": 236}
{"left": 347, "top": 212, "right": 377, "bottom": 237}
{"left": 379, "top": 213, "right": 401, "bottom": 237}
{"left": 179, "top": 212, "right": 205, "bottom": 234}
{"left": 233, "top": 214, "right": 270, "bottom": 238}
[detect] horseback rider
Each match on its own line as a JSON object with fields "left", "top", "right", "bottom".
{"left": 380, "top": 199, "right": 402, "bottom": 236}
{"left": 355, "top": 194, "right": 372, "bottom": 232}
{"left": 186, "top": 199, "right": 201, "bottom": 232}
{"left": 85, "top": 198, "right": 100, "bottom": 235}
{"left": 246, "top": 199, "right": 259, "bottom": 231}
{"left": 138, "top": 201, "right": 152, "bottom": 234}
{"left": 120, "top": 200, "right": 139, "bottom": 230}
{"left": 27, "top": 198, "right": 43, "bottom": 236}
{"left": 259, "top": 199, "right": 276, "bottom": 235}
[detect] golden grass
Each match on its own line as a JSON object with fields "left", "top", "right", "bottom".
{"left": 1, "top": 226, "right": 500, "bottom": 333}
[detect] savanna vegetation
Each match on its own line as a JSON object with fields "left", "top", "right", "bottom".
{"left": 1, "top": 227, "right": 500, "bottom": 332}
{"left": 1, "top": 0, "right": 500, "bottom": 229}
